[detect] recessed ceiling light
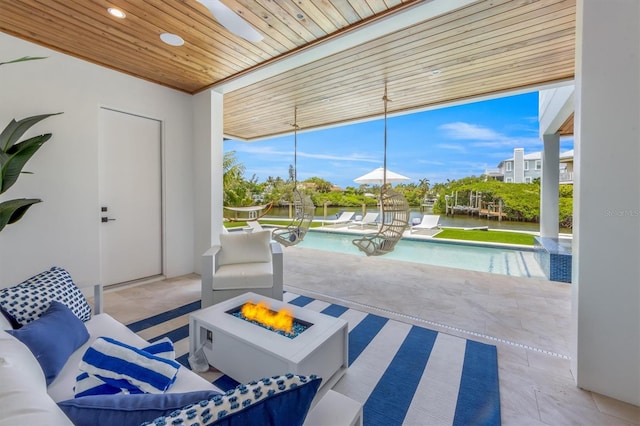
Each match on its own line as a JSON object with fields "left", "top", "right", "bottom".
{"left": 107, "top": 7, "right": 126, "bottom": 19}
{"left": 160, "top": 33, "right": 185, "bottom": 47}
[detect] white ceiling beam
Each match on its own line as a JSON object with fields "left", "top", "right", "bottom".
{"left": 539, "top": 84, "right": 575, "bottom": 137}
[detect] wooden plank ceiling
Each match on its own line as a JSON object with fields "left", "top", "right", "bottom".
{"left": 0, "top": 0, "right": 576, "bottom": 140}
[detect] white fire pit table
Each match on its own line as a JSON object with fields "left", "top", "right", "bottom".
{"left": 189, "top": 292, "right": 348, "bottom": 391}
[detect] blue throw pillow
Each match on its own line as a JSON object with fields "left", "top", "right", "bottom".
{"left": 57, "top": 390, "right": 221, "bottom": 426}
{"left": 142, "top": 374, "right": 322, "bottom": 426}
{"left": 7, "top": 300, "right": 89, "bottom": 385}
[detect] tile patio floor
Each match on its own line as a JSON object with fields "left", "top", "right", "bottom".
{"left": 102, "top": 246, "right": 639, "bottom": 425}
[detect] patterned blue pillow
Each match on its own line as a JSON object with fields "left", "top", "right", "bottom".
{"left": 142, "top": 374, "right": 322, "bottom": 426}
{"left": 0, "top": 266, "right": 92, "bottom": 326}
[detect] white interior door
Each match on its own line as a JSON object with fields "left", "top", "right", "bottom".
{"left": 99, "top": 108, "right": 162, "bottom": 286}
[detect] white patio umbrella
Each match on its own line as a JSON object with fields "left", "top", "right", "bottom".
{"left": 354, "top": 167, "right": 410, "bottom": 226}
{"left": 354, "top": 167, "right": 410, "bottom": 185}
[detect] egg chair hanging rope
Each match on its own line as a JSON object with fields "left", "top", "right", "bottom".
{"left": 352, "top": 86, "right": 410, "bottom": 256}
{"left": 272, "top": 107, "right": 315, "bottom": 247}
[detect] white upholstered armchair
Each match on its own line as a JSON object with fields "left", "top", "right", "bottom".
{"left": 201, "top": 230, "right": 283, "bottom": 308}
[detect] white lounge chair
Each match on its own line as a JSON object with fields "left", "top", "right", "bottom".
{"left": 411, "top": 214, "right": 440, "bottom": 233}
{"left": 348, "top": 212, "right": 379, "bottom": 229}
{"left": 243, "top": 220, "right": 264, "bottom": 233}
{"left": 322, "top": 211, "right": 355, "bottom": 227}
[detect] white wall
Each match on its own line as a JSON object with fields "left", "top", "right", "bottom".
{"left": 572, "top": 0, "right": 640, "bottom": 405}
{"left": 0, "top": 33, "right": 195, "bottom": 287}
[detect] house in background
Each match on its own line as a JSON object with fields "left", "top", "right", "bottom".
{"left": 486, "top": 148, "right": 574, "bottom": 183}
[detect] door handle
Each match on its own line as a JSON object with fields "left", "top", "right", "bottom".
{"left": 101, "top": 217, "right": 116, "bottom": 223}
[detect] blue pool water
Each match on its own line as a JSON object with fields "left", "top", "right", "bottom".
{"left": 296, "top": 231, "right": 546, "bottom": 278}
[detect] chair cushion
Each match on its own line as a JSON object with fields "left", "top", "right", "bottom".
{"left": 47, "top": 313, "right": 219, "bottom": 403}
{"left": 0, "top": 330, "right": 73, "bottom": 425}
{"left": 212, "top": 263, "right": 273, "bottom": 290}
{"left": 218, "top": 230, "right": 271, "bottom": 266}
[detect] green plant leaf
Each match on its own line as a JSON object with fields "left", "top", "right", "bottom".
{"left": 0, "top": 56, "right": 47, "bottom": 66}
{"left": 1, "top": 133, "right": 51, "bottom": 194}
{"left": 0, "top": 113, "right": 61, "bottom": 151}
{"left": 0, "top": 198, "right": 41, "bottom": 232}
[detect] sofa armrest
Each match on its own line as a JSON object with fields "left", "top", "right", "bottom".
{"left": 77, "top": 283, "right": 104, "bottom": 315}
{"left": 304, "top": 390, "right": 363, "bottom": 426}
{"left": 201, "top": 246, "right": 222, "bottom": 308}
{"left": 270, "top": 242, "right": 283, "bottom": 298}
{"left": 204, "top": 245, "right": 222, "bottom": 270}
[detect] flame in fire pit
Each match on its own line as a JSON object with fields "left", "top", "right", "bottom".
{"left": 241, "top": 301, "right": 293, "bottom": 334}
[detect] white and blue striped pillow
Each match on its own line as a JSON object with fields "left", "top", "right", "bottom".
{"left": 74, "top": 337, "right": 177, "bottom": 397}
{"left": 78, "top": 337, "right": 180, "bottom": 395}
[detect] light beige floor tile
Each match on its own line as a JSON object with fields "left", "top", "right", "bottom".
{"left": 497, "top": 365, "right": 541, "bottom": 421}
{"left": 100, "top": 247, "right": 637, "bottom": 425}
{"left": 592, "top": 393, "right": 640, "bottom": 425}
{"left": 537, "top": 392, "right": 637, "bottom": 426}
{"left": 501, "top": 412, "right": 549, "bottom": 426}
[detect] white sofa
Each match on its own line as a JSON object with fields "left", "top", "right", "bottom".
{"left": 0, "top": 283, "right": 362, "bottom": 426}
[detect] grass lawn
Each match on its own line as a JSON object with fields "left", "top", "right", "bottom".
{"left": 434, "top": 228, "right": 536, "bottom": 245}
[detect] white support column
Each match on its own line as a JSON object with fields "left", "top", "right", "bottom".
{"left": 211, "top": 91, "right": 224, "bottom": 247}
{"left": 540, "top": 133, "right": 560, "bottom": 238}
{"left": 572, "top": 0, "right": 640, "bottom": 405}
{"left": 192, "top": 90, "right": 224, "bottom": 274}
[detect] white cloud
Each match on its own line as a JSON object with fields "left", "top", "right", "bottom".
{"left": 439, "top": 122, "right": 543, "bottom": 149}
{"left": 417, "top": 159, "right": 447, "bottom": 166}
{"left": 470, "top": 136, "right": 541, "bottom": 149}
{"left": 439, "top": 122, "right": 502, "bottom": 141}
{"left": 228, "top": 144, "right": 378, "bottom": 163}
{"left": 298, "top": 152, "right": 378, "bottom": 163}
{"left": 229, "top": 144, "right": 290, "bottom": 156}
{"left": 436, "top": 143, "right": 466, "bottom": 152}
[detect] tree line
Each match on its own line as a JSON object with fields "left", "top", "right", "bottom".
{"left": 223, "top": 151, "right": 573, "bottom": 226}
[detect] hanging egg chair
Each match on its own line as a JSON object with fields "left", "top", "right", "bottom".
{"left": 272, "top": 107, "right": 315, "bottom": 247}
{"left": 352, "top": 86, "right": 410, "bottom": 256}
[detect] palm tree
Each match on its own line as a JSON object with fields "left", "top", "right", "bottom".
{"left": 418, "top": 178, "right": 430, "bottom": 200}
{"left": 223, "top": 151, "right": 250, "bottom": 206}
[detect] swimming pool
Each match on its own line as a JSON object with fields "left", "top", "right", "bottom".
{"left": 296, "top": 231, "right": 546, "bottom": 278}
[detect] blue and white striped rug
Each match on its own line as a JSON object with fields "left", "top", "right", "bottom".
{"left": 127, "top": 292, "right": 501, "bottom": 426}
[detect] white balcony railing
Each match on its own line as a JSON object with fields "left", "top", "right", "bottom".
{"left": 560, "top": 172, "right": 573, "bottom": 183}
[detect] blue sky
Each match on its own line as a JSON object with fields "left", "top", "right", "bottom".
{"left": 224, "top": 91, "right": 574, "bottom": 189}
